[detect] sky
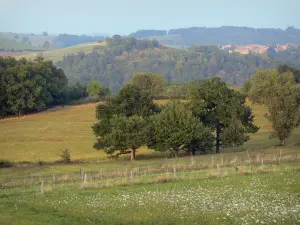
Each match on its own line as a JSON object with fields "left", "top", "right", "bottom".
{"left": 0, "top": 0, "right": 299, "bottom": 35}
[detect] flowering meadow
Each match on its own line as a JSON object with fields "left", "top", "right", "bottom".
{"left": 1, "top": 165, "right": 300, "bottom": 225}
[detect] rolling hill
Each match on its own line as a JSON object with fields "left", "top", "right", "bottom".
{"left": 17, "top": 41, "right": 107, "bottom": 62}
{"left": 0, "top": 38, "right": 44, "bottom": 51}
{"left": 0, "top": 100, "right": 299, "bottom": 163}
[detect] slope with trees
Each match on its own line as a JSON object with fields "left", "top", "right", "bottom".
{"left": 56, "top": 36, "right": 300, "bottom": 93}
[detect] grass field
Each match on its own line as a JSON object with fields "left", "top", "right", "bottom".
{"left": 1, "top": 100, "right": 300, "bottom": 224}
{"left": 19, "top": 42, "right": 107, "bottom": 62}
{"left": 0, "top": 163, "right": 300, "bottom": 225}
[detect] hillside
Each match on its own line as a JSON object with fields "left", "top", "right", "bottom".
{"left": 130, "top": 26, "right": 300, "bottom": 47}
{"left": 20, "top": 41, "right": 107, "bottom": 62}
{"left": 0, "top": 100, "right": 299, "bottom": 162}
{"left": 56, "top": 36, "right": 300, "bottom": 92}
{"left": 0, "top": 38, "right": 44, "bottom": 51}
{"left": 0, "top": 32, "right": 56, "bottom": 47}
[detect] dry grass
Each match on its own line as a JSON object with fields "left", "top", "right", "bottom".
{"left": 0, "top": 100, "right": 299, "bottom": 163}
{"left": 18, "top": 41, "right": 107, "bottom": 62}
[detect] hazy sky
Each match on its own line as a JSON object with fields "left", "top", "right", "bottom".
{"left": 0, "top": 0, "right": 299, "bottom": 35}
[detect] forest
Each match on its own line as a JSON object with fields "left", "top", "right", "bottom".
{"left": 57, "top": 36, "right": 300, "bottom": 92}
{"left": 130, "top": 26, "right": 300, "bottom": 45}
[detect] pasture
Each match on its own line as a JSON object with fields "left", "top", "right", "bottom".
{"left": 19, "top": 42, "right": 107, "bottom": 62}
{"left": 0, "top": 100, "right": 299, "bottom": 163}
{"left": 0, "top": 99, "right": 300, "bottom": 224}
{"left": 0, "top": 162, "right": 300, "bottom": 225}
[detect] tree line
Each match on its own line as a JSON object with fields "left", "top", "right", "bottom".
{"left": 93, "top": 69, "right": 299, "bottom": 160}
{"left": 0, "top": 57, "right": 111, "bottom": 117}
{"left": 92, "top": 73, "right": 261, "bottom": 160}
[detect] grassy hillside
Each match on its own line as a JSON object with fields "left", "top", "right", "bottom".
{"left": 0, "top": 100, "right": 299, "bottom": 163}
{"left": 19, "top": 41, "right": 107, "bottom": 62}
{"left": 0, "top": 38, "right": 43, "bottom": 51}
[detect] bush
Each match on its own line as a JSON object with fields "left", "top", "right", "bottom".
{"left": 59, "top": 149, "right": 71, "bottom": 163}
{"left": 0, "top": 160, "right": 13, "bottom": 168}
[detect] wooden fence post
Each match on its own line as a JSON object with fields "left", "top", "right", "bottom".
{"left": 130, "top": 171, "right": 134, "bottom": 184}
{"left": 41, "top": 180, "right": 44, "bottom": 194}
{"left": 83, "top": 174, "right": 87, "bottom": 184}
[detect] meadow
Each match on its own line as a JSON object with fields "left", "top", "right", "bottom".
{"left": 19, "top": 42, "right": 107, "bottom": 62}
{"left": 0, "top": 100, "right": 299, "bottom": 163}
{"left": 0, "top": 100, "right": 300, "bottom": 225}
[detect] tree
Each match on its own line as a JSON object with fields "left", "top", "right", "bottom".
{"left": 93, "top": 115, "right": 148, "bottom": 160}
{"left": 277, "top": 64, "right": 300, "bottom": 83}
{"left": 92, "top": 84, "right": 159, "bottom": 160}
{"left": 0, "top": 57, "right": 69, "bottom": 116}
{"left": 189, "top": 78, "right": 258, "bottom": 153}
{"left": 43, "top": 31, "right": 48, "bottom": 36}
{"left": 132, "top": 72, "right": 166, "bottom": 97}
{"left": 148, "top": 101, "right": 213, "bottom": 157}
{"left": 221, "top": 117, "right": 250, "bottom": 149}
{"left": 43, "top": 41, "right": 50, "bottom": 49}
{"left": 248, "top": 69, "right": 300, "bottom": 145}
{"left": 87, "top": 81, "right": 102, "bottom": 98}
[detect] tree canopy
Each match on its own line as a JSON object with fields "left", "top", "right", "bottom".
{"left": 92, "top": 84, "right": 159, "bottom": 159}
{"left": 189, "top": 78, "right": 259, "bottom": 153}
{"left": 247, "top": 69, "right": 300, "bottom": 144}
{"left": 148, "top": 101, "right": 213, "bottom": 156}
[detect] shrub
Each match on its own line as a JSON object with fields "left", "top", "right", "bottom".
{"left": 0, "top": 160, "right": 13, "bottom": 168}
{"left": 59, "top": 149, "right": 71, "bottom": 163}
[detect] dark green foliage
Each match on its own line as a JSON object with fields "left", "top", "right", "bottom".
{"left": 0, "top": 160, "right": 13, "bottom": 168}
{"left": 277, "top": 64, "right": 300, "bottom": 82}
{"left": 248, "top": 69, "right": 300, "bottom": 144}
{"left": 59, "top": 149, "right": 71, "bottom": 163}
{"left": 148, "top": 101, "right": 213, "bottom": 156}
{"left": 93, "top": 84, "right": 159, "bottom": 159}
{"left": 94, "top": 115, "right": 149, "bottom": 159}
{"left": 189, "top": 78, "right": 259, "bottom": 153}
{"left": 168, "top": 26, "right": 300, "bottom": 45}
{"left": 57, "top": 36, "right": 300, "bottom": 92}
{"left": 0, "top": 56, "right": 84, "bottom": 116}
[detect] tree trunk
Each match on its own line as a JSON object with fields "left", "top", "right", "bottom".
{"left": 216, "top": 122, "right": 221, "bottom": 154}
{"left": 130, "top": 148, "right": 136, "bottom": 160}
{"left": 192, "top": 149, "right": 196, "bottom": 156}
{"left": 175, "top": 148, "right": 179, "bottom": 158}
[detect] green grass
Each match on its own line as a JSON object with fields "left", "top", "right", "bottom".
{"left": 0, "top": 38, "right": 43, "bottom": 51}
{"left": 19, "top": 42, "right": 107, "bottom": 62}
{"left": 1, "top": 99, "right": 300, "bottom": 224}
{"left": 1, "top": 165, "right": 300, "bottom": 225}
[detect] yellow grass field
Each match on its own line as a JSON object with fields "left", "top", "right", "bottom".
{"left": 0, "top": 100, "right": 299, "bottom": 162}
{"left": 17, "top": 41, "right": 107, "bottom": 62}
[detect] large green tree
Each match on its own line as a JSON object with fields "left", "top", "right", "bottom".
{"left": 92, "top": 84, "right": 159, "bottom": 160}
{"left": 93, "top": 115, "right": 148, "bottom": 160}
{"left": 189, "top": 78, "right": 259, "bottom": 153}
{"left": 248, "top": 69, "right": 300, "bottom": 145}
{"left": 148, "top": 101, "right": 213, "bottom": 156}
